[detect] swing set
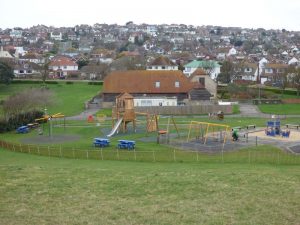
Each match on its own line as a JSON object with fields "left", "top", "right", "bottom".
{"left": 187, "top": 121, "right": 230, "bottom": 145}
{"left": 157, "top": 115, "right": 179, "bottom": 144}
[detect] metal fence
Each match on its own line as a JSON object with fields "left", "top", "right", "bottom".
{"left": 0, "top": 140, "right": 299, "bottom": 165}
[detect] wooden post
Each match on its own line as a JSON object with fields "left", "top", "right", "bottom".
{"left": 38, "top": 146, "right": 40, "bottom": 155}
{"left": 134, "top": 149, "right": 137, "bottom": 161}
{"left": 152, "top": 150, "right": 156, "bottom": 162}
{"left": 117, "top": 148, "right": 120, "bottom": 160}
{"left": 13, "top": 144, "right": 15, "bottom": 152}
{"left": 100, "top": 148, "right": 103, "bottom": 160}
{"left": 173, "top": 149, "right": 176, "bottom": 162}
{"left": 20, "top": 144, "right": 22, "bottom": 153}
{"left": 72, "top": 148, "right": 75, "bottom": 159}
{"left": 28, "top": 145, "right": 31, "bottom": 154}
{"left": 86, "top": 150, "right": 89, "bottom": 159}
{"left": 48, "top": 146, "right": 50, "bottom": 157}
{"left": 60, "top": 146, "right": 62, "bottom": 158}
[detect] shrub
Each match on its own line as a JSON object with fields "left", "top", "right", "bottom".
{"left": 66, "top": 81, "right": 74, "bottom": 84}
{"left": 88, "top": 81, "right": 103, "bottom": 85}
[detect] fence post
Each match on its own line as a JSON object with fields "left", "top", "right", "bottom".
{"left": 48, "top": 146, "right": 50, "bottom": 157}
{"left": 37, "top": 146, "right": 40, "bottom": 155}
{"left": 60, "top": 146, "right": 62, "bottom": 158}
{"left": 13, "top": 144, "right": 15, "bottom": 152}
{"left": 28, "top": 145, "right": 31, "bottom": 154}
{"left": 117, "top": 148, "right": 120, "bottom": 160}
{"left": 134, "top": 149, "right": 137, "bottom": 161}
{"left": 255, "top": 136, "right": 258, "bottom": 146}
{"left": 100, "top": 148, "right": 103, "bottom": 160}
{"left": 173, "top": 149, "right": 176, "bottom": 162}
{"left": 196, "top": 151, "right": 199, "bottom": 162}
{"left": 20, "top": 144, "right": 22, "bottom": 153}
{"left": 86, "top": 149, "right": 89, "bottom": 159}
{"left": 152, "top": 150, "right": 156, "bottom": 162}
{"left": 72, "top": 148, "right": 75, "bottom": 159}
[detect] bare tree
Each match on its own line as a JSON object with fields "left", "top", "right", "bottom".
{"left": 3, "top": 88, "right": 53, "bottom": 119}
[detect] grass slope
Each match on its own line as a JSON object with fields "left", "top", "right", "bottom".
{"left": 258, "top": 103, "right": 300, "bottom": 115}
{"left": 0, "top": 149, "right": 299, "bottom": 225}
{"left": 0, "top": 82, "right": 101, "bottom": 116}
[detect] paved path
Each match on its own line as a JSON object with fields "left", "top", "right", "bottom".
{"left": 67, "top": 108, "right": 100, "bottom": 120}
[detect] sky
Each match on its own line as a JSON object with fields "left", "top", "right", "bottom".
{"left": 0, "top": 0, "right": 299, "bottom": 31}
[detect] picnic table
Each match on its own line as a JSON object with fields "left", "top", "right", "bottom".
{"left": 93, "top": 138, "right": 110, "bottom": 147}
{"left": 16, "top": 126, "right": 29, "bottom": 134}
{"left": 118, "top": 140, "right": 135, "bottom": 150}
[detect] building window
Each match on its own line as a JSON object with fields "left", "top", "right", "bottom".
{"left": 64, "top": 66, "right": 67, "bottom": 69}
{"left": 155, "top": 81, "right": 160, "bottom": 88}
{"left": 162, "top": 66, "right": 165, "bottom": 69}
{"left": 199, "top": 78, "right": 205, "bottom": 86}
{"left": 265, "top": 68, "right": 273, "bottom": 73}
{"left": 148, "top": 66, "right": 152, "bottom": 69}
{"left": 175, "top": 81, "right": 180, "bottom": 87}
{"left": 245, "top": 67, "right": 252, "bottom": 72}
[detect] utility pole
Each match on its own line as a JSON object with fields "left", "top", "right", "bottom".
{"left": 257, "top": 62, "right": 261, "bottom": 100}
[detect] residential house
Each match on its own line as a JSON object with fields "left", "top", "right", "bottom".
{"left": 90, "top": 48, "right": 115, "bottom": 64}
{"left": 19, "top": 53, "right": 45, "bottom": 64}
{"left": 183, "top": 60, "right": 221, "bottom": 80}
{"left": 0, "top": 35, "right": 12, "bottom": 45}
{"left": 189, "top": 68, "right": 217, "bottom": 99}
{"left": 0, "top": 46, "right": 13, "bottom": 58}
{"left": 48, "top": 56, "right": 78, "bottom": 78}
{"left": 50, "top": 31, "right": 62, "bottom": 41}
{"left": 146, "top": 56, "right": 178, "bottom": 71}
{"left": 260, "top": 63, "right": 288, "bottom": 84}
{"left": 14, "top": 62, "right": 40, "bottom": 78}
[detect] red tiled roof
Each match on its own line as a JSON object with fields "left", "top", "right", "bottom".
{"left": 49, "top": 56, "right": 78, "bottom": 67}
{"left": 103, "top": 70, "right": 193, "bottom": 94}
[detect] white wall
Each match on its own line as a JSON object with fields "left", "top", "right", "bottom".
{"left": 51, "top": 65, "right": 78, "bottom": 71}
{"left": 134, "top": 97, "right": 177, "bottom": 107}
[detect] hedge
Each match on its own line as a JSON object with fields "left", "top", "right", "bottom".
{"left": 0, "top": 110, "right": 44, "bottom": 133}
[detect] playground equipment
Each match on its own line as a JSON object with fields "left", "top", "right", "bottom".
{"left": 232, "top": 129, "right": 239, "bottom": 141}
{"left": 187, "top": 121, "right": 230, "bottom": 145}
{"left": 265, "top": 120, "right": 281, "bottom": 136}
{"left": 108, "top": 93, "right": 158, "bottom": 137}
{"left": 157, "top": 116, "right": 179, "bottom": 144}
{"left": 35, "top": 112, "right": 65, "bottom": 137}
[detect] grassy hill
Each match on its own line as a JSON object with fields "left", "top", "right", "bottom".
{"left": 0, "top": 82, "right": 102, "bottom": 116}
{"left": 0, "top": 149, "right": 299, "bottom": 225}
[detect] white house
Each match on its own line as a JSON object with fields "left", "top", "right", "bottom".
{"left": 228, "top": 47, "right": 237, "bottom": 56}
{"left": 183, "top": 60, "right": 220, "bottom": 80}
{"left": 146, "top": 56, "right": 178, "bottom": 71}
{"left": 134, "top": 97, "right": 177, "bottom": 107}
{"left": 49, "top": 56, "right": 78, "bottom": 78}
{"left": 288, "top": 57, "right": 299, "bottom": 65}
{"left": 50, "top": 32, "right": 62, "bottom": 41}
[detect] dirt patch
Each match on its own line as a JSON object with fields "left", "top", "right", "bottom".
{"left": 247, "top": 130, "right": 300, "bottom": 142}
{"left": 21, "top": 134, "right": 81, "bottom": 144}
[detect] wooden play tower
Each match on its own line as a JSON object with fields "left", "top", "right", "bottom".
{"left": 111, "top": 93, "right": 158, "bottom": 134}
{"left": 112, "top": 93, "right": 136, "bottom": 133}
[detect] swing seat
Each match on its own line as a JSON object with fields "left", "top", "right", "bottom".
{"left": 158, "top": 130, "right": 167, "bottom": 135}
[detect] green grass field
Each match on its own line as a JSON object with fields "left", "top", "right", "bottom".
{"left": 0, "top": 82, "right": 101, "bottom": 116}
{"left": 0, "top": 149, "right": 299, "bottom": 225}
{"left": 258, "top": 104, "right": 300, "bottom": 115}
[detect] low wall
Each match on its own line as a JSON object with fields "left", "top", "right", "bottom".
{"left": 282, "top": 99, "right": 300, "bottom": 104}
{"left": 135, "top": 105, "right": 232, "bottom": 115}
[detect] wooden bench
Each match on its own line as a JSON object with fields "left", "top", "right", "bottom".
{"left": 93, "top": 138, "right": 110, "bottom": 147}
{"left": 246, "top": 125, "right": 256, "bottom": 129}
{"left": 285, "top": 124, "right": 300, "bottom": 130}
